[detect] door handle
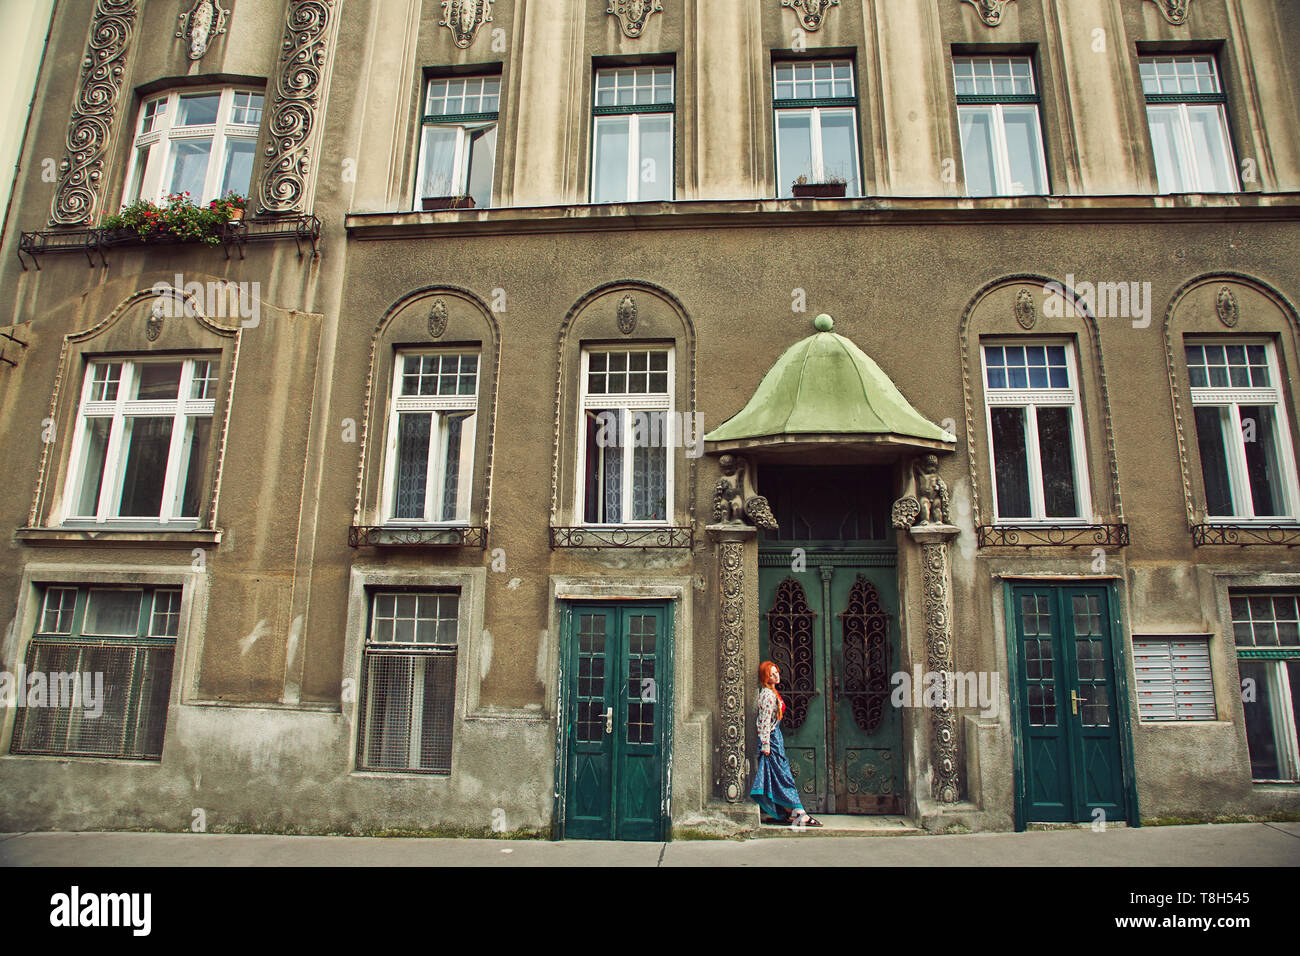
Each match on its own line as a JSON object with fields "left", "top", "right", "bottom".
{"left": 605, "top": 707, "right": 614, "bottom": 735}
{"left": 1071, "top": 690, "right": 1087, "bottom": 715}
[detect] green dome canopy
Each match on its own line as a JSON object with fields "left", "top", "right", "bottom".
{"left": 704, "top": 317, "right": 955, "bottom": 456}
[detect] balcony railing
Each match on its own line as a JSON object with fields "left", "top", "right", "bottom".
{"left": 17, "top": 215, "right": 322, "bottom": 269}
{"left": 349, "top": 525, "right": 487, "bottom": 549}
{"left": 549, "top": 526, "right": 694, "bottom": 549}
{"left": 977, "top": 524, "right": 1129, "bottom": 548}
{"left": 1191, "top": 524, "right": 1300, "bottom": 547}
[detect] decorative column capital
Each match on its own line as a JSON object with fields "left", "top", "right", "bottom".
{"left": 908, "top": 523, "right": 961, "bottom": 548}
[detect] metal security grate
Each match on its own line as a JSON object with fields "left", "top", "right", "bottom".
{"left": 356, "top": 648, "right": 456, "bottom": 773}
{"left": 10, "top": 640, "right": 175, "bottom": 759}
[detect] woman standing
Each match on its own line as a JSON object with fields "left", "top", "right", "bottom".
{"left": 750, "top": 660, "right": 822, "bottom": 826}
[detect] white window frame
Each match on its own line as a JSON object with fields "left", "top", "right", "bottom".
{"left": 412, "top": 75, "right": 500, "bottom": 209}
{"left": 772, "top": 59, "right": 860, "bottom": 198}
{"left": 62, "top": 357, "right": 217, "bottom": 527}
{"left": 574, "top": 346, "right": 675, "bottom": 526}
{"left": 1230, "top": 589, "right": 1300, "bottom": 782}
{"left": 1187, "top": 338, "right": 1299, "bottom": 522}
{"left": 590, "top": 66, "right": 675, "bottom": 204}
{"left": 953, "top": 56, "right": 1049, "bottom": 197}
{"left": 1139, "top": 55, "right": 1239, "bottom": 194}
{"left": 981, "top": 339, "right": 1093, "bottom": 524}
{"left": 120, "top": 87, "right": 263, "bottom": 207}
{"left": 380, "top": 349, "right": 480, "bottom": 526}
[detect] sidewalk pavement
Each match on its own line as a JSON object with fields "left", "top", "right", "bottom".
{"left": 2, "top": 821, "right": 1297, "bottom": 866}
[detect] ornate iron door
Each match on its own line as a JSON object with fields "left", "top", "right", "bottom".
{"left": 759, "top": 560, "right": 903, "bottom": 814}
{"left": 563, "top": 604, "right": 668, "bottom": 840}
{"left": 1012, "top": 584, "right": 1127, "bottom": 823}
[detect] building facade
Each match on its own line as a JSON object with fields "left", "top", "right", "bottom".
{"left": 0, "top": 0, "right": 1297, "bottom": 838}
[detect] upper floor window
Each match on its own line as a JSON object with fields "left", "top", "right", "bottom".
{"left": 953, "top": 56, "right": 1048, "bottom": 197}
{"left": 578, "top": 347, "right": 673, "bottom": 524}
{"left": 415, "top": 75, "right": 500, "bottom": 210}
{"left": 1185, "top": 340, "right": 1297, "bottom": 520}
{"left": 382, "top": 350, "right": 479, "bottom": 524}
{"left": 10, "top": 584, "right": 180, "bottom": 761}
{"left": 773, "top": 59, "right": 861, "bottom": 198}
{"left": 981, "top": 342, "right": 1091, "bottom": 522}
{"left": 1139, "top": 55, "right": 1238, "bottom": 193}
{"left": 123, "top": 88, "right": 263, "bottom": 206}
{"left": 591, "top": 67, "right": 674, "bottom": 203}
{"left": 64, "top": 357, "right": 217, "bottom": 526}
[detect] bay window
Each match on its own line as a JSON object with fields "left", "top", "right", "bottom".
{"left": 122, "top": 88, "right": 262, "bottom": 206}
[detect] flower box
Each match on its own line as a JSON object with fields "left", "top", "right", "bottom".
{"left": 422, "top": 196, "right": 476, "bottom": 210}
{"left": 792, "top": 182, "right": 847, "bottom": 198}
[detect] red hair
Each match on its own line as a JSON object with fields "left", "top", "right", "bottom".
{"left": 758, "top": 660, "right": 785, "bottom": 721}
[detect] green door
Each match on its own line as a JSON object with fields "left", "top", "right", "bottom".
{"left": 562, "top": 603, "right": 669, "bottom": 841}
{"left": 1013, "top": 584, "right": 1127, "bottom": 823}
{"left": 756, "top": 465, "right": 903, "bottom": 814}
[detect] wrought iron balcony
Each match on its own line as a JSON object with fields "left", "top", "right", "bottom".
{"left": 976, "top": 524, "right": 1129, "bottom": 548}
{"left": 17, "top": 215, "right": 322, "bottom": 270}
{"left": 1191, "top": 524, "right": 1300, "bottom": 547}
{"left": 549, "top": 526, "right": 694, "bottom": 549}
{"left": 349, "top": 525, "right": 486, "bottom": 549}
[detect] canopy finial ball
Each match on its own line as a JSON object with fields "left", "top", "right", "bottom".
{"left": 814, "top": 314, "right": 834, "bottom": 332}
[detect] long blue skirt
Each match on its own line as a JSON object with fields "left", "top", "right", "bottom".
{"left": 749, "top": 722, "right": 804, "bottom": 820}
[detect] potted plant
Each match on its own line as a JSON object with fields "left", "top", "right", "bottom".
{"left": 102, "top": 199, "right": 164, "bottom": 242}
{"left": 209, "top": 191, "right": 248, "bottom": 222}
{"left": 791, "top": 173, "right": 847, "bottom": 199}
{"left": 101, "top": 193, "right": 227, "bottom": 245}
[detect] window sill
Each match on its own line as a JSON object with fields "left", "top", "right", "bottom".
{"left": 549, "top": 526, "right": 693, "bottom": 549}
{"left": 1191, "top": 524, "right": 1300, "bottom": 547}
{"left": 16, "top": 527, "right": 222, "bottom": 548}
{"left": 344, "top": 193, "right": 1300, "bottom": 239}
{"left": 976, "top": 524, "right": 1128, "bottom": 548}
{"left": 348, "top": 525, "right": 486, "bottom": 548}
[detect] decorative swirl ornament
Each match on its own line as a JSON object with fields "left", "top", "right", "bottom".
{"left": 918, "top": 539, "right": 960, "bottom": 803}
{"left": 1145, "top": 0, "right": 1190, "bottom": 24}
{"left": 439, "top": 0, "right": 493, "bottom": 48}
{"left": 718, "top": 540, "right": 747, "bottom": 802}
{"left": 50, "top": 0, "right": 140, "bottom": 226}
{"left": 608, "top": 0, "right": 662, "bottom": 37}
{"left": 260, "top": 0, "right": 338, "bottom": 215}
{"left": 961, "top": 0, "right": 1016, "bottom": 26}
{"left": 176, "top": 0, "right": 229, "bottom": 60}
{"left": 781, "top": 0, "right": 838, "bottom": 31}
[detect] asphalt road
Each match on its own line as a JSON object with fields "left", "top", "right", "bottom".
{"left": 2, "top": 821, "right": 1297, "bottom": 866}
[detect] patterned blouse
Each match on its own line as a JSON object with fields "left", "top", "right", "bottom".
{"left": 756, "top": 686, "right": 785, "bottom": 751}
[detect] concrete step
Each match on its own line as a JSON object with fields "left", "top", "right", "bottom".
{"left": 753, "top": 814, "right": 924, "bottom": 837}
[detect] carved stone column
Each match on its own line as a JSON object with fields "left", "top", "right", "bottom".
{"left": 709, "top": 522, "right": 756, "bottom": 802}
{"left": 909, "top": 523, "right": 962, "bottom": 804}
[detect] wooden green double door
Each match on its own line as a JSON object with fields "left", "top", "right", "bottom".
{"left": 758, "top": 556, "right": 904, "bottom": 814}
{"left": 558, "top": 603, "right": 671, "bottom": 841}
{"left": 1010, "top": 583, "right": 1134, "bottom": 825}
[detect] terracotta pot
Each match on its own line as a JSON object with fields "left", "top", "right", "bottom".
{"left": 422, "top": 195, "right": 476, "bottom": 210}
{"left": 228, "top": 207, "right": 245, "bottom": 222}
{"left": 791, "top": 182, "right": 847, "bottom": 198}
